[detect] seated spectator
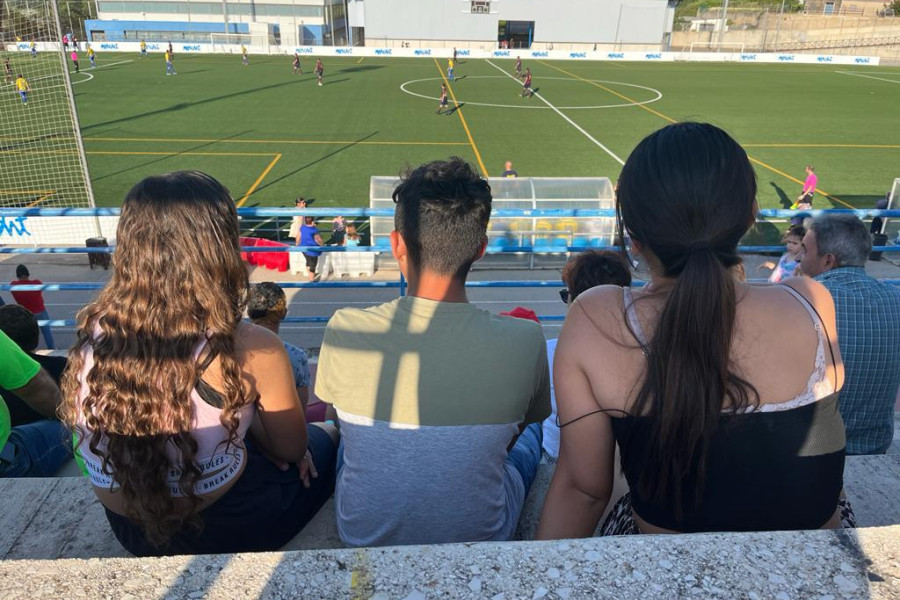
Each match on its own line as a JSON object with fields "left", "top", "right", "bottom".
{"left": 0, "top": 329, "right": 69, "bottom": 477}
{"left": 0, "top": 304, "right": 68, "bottom": 426}
{"left": 247, "top": 282, "right": 327, "bottom": 422}
{"left": 317, "top": 157, "right": 550, "bottom": 547}
{"left": 538, "top": 123, "right": 849, "bottom": 539}
{"left": 541, "top": 251, "right": 632, "bottom": 463}
{"left": 10, "top": 264, "right": 55, "bottom": 349}
{"left": 60, "top": 171, "right": 338, "bottom": 557}
{"left": 800, "top": 214, "right": 900, "bottom": 455}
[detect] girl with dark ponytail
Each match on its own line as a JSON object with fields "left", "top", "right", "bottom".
{"left": 537, "top": 123, "right": 849, "bottom": 538}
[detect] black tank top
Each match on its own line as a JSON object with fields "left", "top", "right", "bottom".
{"left": 612, "top": 285, "right": 846, "bottom": 532}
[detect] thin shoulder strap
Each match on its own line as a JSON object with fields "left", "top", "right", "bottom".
{"left": 779, "top": 284, "right": 838, "bottom": 376}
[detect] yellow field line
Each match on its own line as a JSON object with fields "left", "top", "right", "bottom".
{"left": 0, "top": 189, "right": 55, "bottom": 195}
{"left": 83, "top": 136, "right": 469, "bottom": 147}
{"left": 85, "top": 150, "right": 276, "bottom": 157}
{"left": 26, "top": 193, "right": 55, "bottom": 207}
{"left": 432, "top": 58, "right": 490, "bottom": 177}
{"left": 537, "top": 60, "right": 853, "bottom": 209}
{"left": 237, "top": 153, "right": 282, "bottom": 207}
{"left": 744, "top": 144, "right": 900, "bottom": 149}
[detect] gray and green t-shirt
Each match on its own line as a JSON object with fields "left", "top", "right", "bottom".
{"left": 316, "top": 296, "right": 550, "bottom": 547}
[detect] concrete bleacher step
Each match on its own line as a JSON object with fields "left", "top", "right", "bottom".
{"left": 2, "top": 525, "right": 899, "bottom": 599}
{"left": 3, "top": 454, "right": 900, "bottom": 562}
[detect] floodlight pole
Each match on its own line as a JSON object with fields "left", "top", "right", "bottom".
{"left": 717, "top": 0, "right": 730, "bottom": 51}
{"left": 774, "top": 0, "right": 786, "bottom": 51}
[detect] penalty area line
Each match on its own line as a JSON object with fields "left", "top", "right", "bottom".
{"left": 485, "top": 60, "right": 625, "bottom": 166}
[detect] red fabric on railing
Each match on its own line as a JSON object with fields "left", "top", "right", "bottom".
{"left": 241, "top": 237, "right": 289, "bottom": 272}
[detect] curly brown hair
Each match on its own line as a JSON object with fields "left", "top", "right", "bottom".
{"left": 61, "top": 171, "right": 253, "bottom": 546}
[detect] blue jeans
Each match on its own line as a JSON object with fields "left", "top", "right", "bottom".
{"left": 34, "top": 309, "right": 55, "bottom": 349}
{"left": 506, "top": 422, "right": 543, "bottom": 494}
{"left": 0, "top": 420, "right": 70, "bottom": 477}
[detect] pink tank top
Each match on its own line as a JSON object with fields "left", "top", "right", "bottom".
{"left": 75, "top": 339, "right": 255, "bottom": 496}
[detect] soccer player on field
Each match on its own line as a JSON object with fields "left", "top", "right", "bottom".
{"left": 140, "top": 40, "right": 147, "bottom": 59}
{"left": 292, "top": 53, "right": 302, "bottom": 75}
{"left": 88, "top": 45, "right": 96, "bottom": 68}
{"left": 15, "top": 74, "right": 30, "bottom": 105}
{"left": 315, "top": 58, "right": 324, "bottom": 86}
{"left": 448, "top": 57, "right": 455, "bottom": 81}
{"left": 515, "top": 56, "right": 522, "bottom": 75}
{"left": 30, "top": 40, "right": 37, "bottom": 58}
{"left": 242, "top": 45, "right": 249, "bottom": 66}
{"left": 165, "top": 50, "right": 177, "bottom": 75}
{"left": 436, "top": 83, "right": 449, "bottom": 115}
{"left": 520, "top": 67, "right": 533, "bottom": 98}
{"left": 4, "top": 58, "right": 12, "bottom": 83}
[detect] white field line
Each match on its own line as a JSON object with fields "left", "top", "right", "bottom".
{"left": 485, "top": 59, "right": 625, "bottom": 166}
{"left": 835, "top": 70, "right": 900, "bottom": 85}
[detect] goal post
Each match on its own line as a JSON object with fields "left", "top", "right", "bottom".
{"left": 0, "top": 0, "right": 100, "bottom": 245}
{"left": 679, "top": 41, "right": 746, "bottom": 62}
{"left": 209, "top": 33, "right": 277, "bottom": 55}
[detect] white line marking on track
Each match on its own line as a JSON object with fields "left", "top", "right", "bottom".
{"left": 485, "top": 59, "right": 625, "bottom": 166}
{"left": 835, "top": 70, "right": 900, "bottom": 85}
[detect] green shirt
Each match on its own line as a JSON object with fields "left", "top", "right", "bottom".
{"left": 0, "top": 330, "right": 40, "bottom": 448}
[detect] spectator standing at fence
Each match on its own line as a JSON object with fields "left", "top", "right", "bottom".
{"left": 800, "top": 214, "right": 900, "bottom": 455}
{"left": 0, "top": 330, "right": 68, "bottom": 478}
{"left": 248, "top": 283, "right": 321, "bottom": 420}
{"left": 61, "top": 171, "right": 338, "bottom": 557}
{"left": 300, "top": 216, "right": 324, "bottom": 281}
{"left": 541, "top": 251, "right": 632, "bottom": 463}
{"left": 317, "top": 157, "right": 550, "bottom": 548}
{"left": 331, "top": 215, "right": 346, "bottom": 246}
{"left": 0, "top": 305, "right": 67, "bottom": 427}
{"left": 792, "top": 165, "right": 817, "bottom": 210}
{"left": 345, "top": 224, "right": 360, "bottom": 247}
{"left": 538, "top": 122, "right": 851, "bottom": 540}
{"left": 10, "top": 265, "right": 54, "bottom": 349}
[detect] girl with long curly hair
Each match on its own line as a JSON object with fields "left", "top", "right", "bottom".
{"left": 61, "top": 171, "right": 338, "bottom": 556}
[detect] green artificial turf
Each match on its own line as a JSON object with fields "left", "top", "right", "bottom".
{"left": 8, "top": 52, "right": 900, "bottom": 217}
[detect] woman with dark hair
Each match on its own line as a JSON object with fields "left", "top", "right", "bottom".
{"left": 537, "top": 123, "right": 849, "bottom": 538}
{"left": 61, "top": 172, "right": 337, "bottom": 556}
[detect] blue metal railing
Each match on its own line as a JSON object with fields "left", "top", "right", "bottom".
{"left": 3, "top": 208, "right": 898, "bottom": 329}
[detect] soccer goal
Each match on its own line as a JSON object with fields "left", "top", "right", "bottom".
{"left": 209, "top": 33, "right": 277, "bottom": 55}
{"left": 0, "top": 0, "right": 100, "bottom": 245}
{"left": 882, "top": 178, "right": 900, "bottom": 246}
{"left": 680, "top": 41, "right": 746, "bottom": 62}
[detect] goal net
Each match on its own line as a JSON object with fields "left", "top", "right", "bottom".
{"left": 0, "top": 0, "right": 99, "bottom": 245}
{"left": 209, "top": 33, "right": 277, "bottom": 55}
{"left": 678, "top": 42, "right": 745, "bottom": 62}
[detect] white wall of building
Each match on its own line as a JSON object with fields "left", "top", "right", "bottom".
{"left": 362, "top": 0, "right": 674, "bottom": 45}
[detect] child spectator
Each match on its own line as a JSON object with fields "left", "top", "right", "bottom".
{"left": 345, "top": 223, "right": 360, "bottom": 247}
{"left": 758, "top": 225, "right": 805, "bottom": 283}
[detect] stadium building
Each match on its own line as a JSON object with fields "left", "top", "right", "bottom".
{"left": 84, "top": 0, "right": 676, "bottom": 51}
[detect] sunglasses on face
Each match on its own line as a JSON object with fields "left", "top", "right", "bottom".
{"left": 559, "top": 288, "right": 570, "bottom": 304}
